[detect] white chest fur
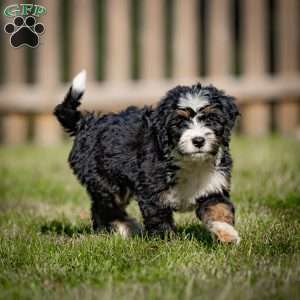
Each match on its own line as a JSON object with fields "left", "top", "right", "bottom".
{"left": 161, "top": 156, "right": 228, "bottom": 212}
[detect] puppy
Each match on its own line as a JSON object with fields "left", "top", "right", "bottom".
{"left": 54, "top": 71, "right": 240, "bottom": 243}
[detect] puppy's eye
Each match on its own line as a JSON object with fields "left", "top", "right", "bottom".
{"left": 176, "top": 108, "right": 196, "bottom": 119}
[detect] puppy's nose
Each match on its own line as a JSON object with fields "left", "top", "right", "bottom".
{"left": 192, "top": 137, "right": 205, "bottom": 148}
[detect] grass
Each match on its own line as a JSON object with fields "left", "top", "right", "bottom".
{"left": 0, "top": 136, "right": 299, "bottom": 300}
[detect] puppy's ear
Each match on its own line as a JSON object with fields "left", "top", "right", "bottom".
{"left": 217, "top": 94, "right": 240, "bottom": 130}
{"left": 229, "top": 100, "right": 240, "bottom": 128}
{"left": 142, "top": 108, "right": 152, "bottom": 128}
{"left": 151, "top": 96, "right": 176, "bottom": 155}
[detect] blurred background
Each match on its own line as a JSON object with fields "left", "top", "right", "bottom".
{"left": 0, "top": 0, "right": 299, "bottom": 145}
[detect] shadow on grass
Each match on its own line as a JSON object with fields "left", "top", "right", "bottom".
{"left": 40, "top": 220, "right": 214, "bottom": 246}
{"left": 41, "top": 220, "right": 93, "bottom": 237}
{"left": 176, "top": 223, "right": 214, "bottom": 246}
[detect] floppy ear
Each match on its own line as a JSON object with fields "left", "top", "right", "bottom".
{"left": 202, "top": 85, "right": 239, "bottom": 131}
{"left": 151, "top": 96, "right": 176, "bottom": 155}
{"left": 217, "top": 94, "right": 240, "bottom": 131}
{"left": 227, "top": 99, "right": 240, "bottom": 130}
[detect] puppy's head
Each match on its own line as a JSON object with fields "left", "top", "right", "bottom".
{"left": 153, "top": 83, "right": 239, "bottom": 159}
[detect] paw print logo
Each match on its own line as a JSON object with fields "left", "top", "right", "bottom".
{"left": 4, "top": 16, "right": 45, "bottom": 48}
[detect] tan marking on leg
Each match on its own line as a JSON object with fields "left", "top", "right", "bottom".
{"left": 201, "top": 202, "right": 240, "bottom": 244}
{"left": 202, "top": 202, "right": 234, "bottom": 225}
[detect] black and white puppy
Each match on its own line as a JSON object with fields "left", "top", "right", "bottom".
{"left": 54, "top": 71, "right": 241, "bottom": 243}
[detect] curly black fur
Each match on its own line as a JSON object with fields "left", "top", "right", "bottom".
{"left": 54, "top": 75, "right": 239, "bottom": 237}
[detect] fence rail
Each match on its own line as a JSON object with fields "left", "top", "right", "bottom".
{"left": 0, "top": 0, "right": 299, "bottom": 144}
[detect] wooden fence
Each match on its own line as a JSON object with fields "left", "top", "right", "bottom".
{"left": 0, "top": 0, "right": 299, "bottom": 144}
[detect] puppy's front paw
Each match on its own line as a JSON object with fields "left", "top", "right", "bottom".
{"left": 208, "top": 221, "right": 241, "bottom": 244}
{"left": 146, "top": 222, "right": 176, "bottom": 238}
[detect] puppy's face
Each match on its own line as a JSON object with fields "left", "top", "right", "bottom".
{"left": 176, "top": 103, "right": 223, "bottom": 158}
{"left": 160, "top": 84, "right": 239, "bottom": 159}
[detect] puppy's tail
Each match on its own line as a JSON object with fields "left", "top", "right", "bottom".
{"left": 54, "top": 70, "right": 86, "bottom": 136}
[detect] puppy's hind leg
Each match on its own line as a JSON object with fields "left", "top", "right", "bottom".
{"left": 87, "top": 185, "right": 141, "bottom": 238}
{"left": 111, "top": 190, "right": 143, "bottom": 238}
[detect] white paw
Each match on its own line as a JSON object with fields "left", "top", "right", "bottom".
{"left": 112, "top": 218, "right": 143, "bottom": 239}
{"left": 208, "top": 221, "right": 241, "bottom": 244}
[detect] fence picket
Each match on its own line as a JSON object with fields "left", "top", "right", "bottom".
{"left": 141, "top": 0, "right": 164, "bottom": 79}
{"left": 34, "top": 0, "right": 62, "bottom": 145}
{"left": 71, "top": 0, "right": 95, "bottom": 79}
{"left": 207, "top": 0, "right": 232, "bottom": 77}
{"left": 106, "top": 0, "right": 130, "bottom": 81}
{"left": 241, "top": 0, "right": 270, "bottom": 135}
{"left": 1, "top": 0, "right": 27, "bottom": 144}
{"left": 275, "top": 0, "right": 299, "bottom": 134}
{"left": 173, "top": 0, "right": 198, "bottom": 78}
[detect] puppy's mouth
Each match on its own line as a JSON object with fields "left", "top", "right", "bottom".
{"left": 176, "top": 144, "right": 220, "bottom": 157}
{"left": 177, "top": 148, "right": 215, "bottom": 157}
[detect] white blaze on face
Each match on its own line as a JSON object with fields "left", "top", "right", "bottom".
{"left": 178, "top": 93, "right": 209, "bottom": 111}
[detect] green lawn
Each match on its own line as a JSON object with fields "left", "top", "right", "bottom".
{"left": 0, "top": 136, "right": 299, "bottom": 300}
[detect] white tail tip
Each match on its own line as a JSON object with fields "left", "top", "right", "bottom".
{"left": 72, "top": 69, "right": 86, "bottom": 96}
